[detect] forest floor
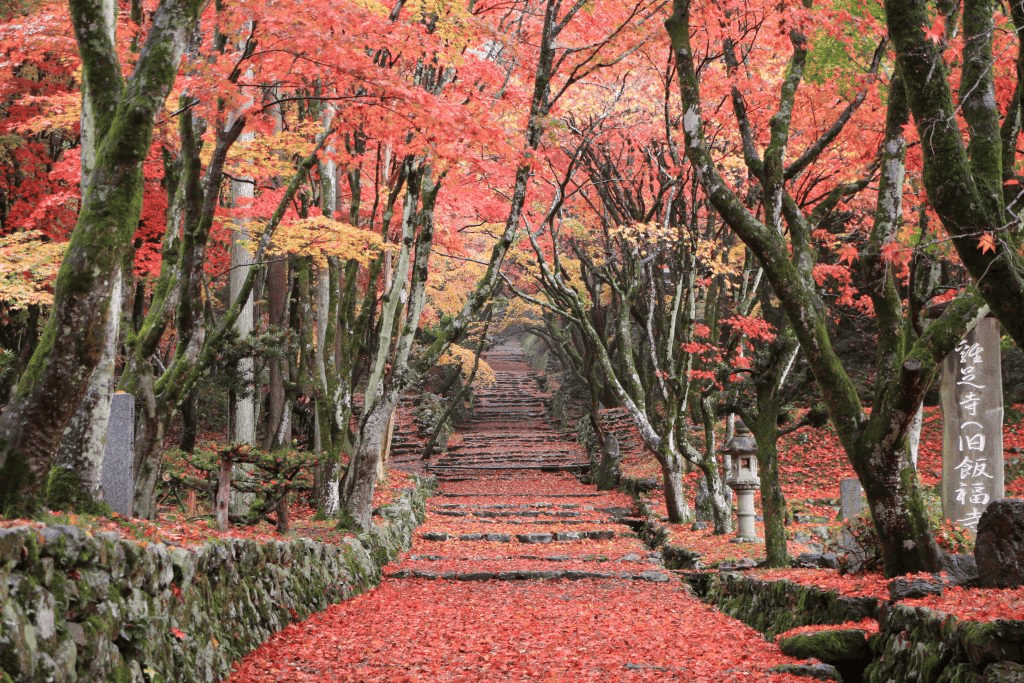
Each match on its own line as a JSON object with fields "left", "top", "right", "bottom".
{"left": 7, "top": 338, "right": 1024, "bottom": 680}
{"left": 221, "top": 339, "right": 1024, "bottom": 682}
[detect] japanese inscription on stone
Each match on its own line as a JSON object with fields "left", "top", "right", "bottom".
{"left": 941, "top": 318, "right": 1004, "bottom": 532}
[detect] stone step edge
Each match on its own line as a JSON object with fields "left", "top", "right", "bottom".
{"left": 438, "top": 493, "right": 607, "bottom": 498}
{"left": 420, "top": 530, "right": 620, "bottom": 542}
{"left": 426, "top": 463, "right": 590, "bottom": 471}
{"left": 386, "top": 568, "right": 672, "bottom": 582}
{"left": 405, "top": 553, "right": 659, "bottom": 563}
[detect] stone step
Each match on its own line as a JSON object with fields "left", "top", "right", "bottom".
{"left": 426, "top": 463, "right": 590, "bottom": 471}
{"left": 387, "top": 568, "right": 671, "bottom": 582}
{"left": 419, "top": 530, "right": 620, "bottom": 542}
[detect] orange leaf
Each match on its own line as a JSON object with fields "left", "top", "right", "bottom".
{"left": 837, "top": 243, "right": 858, "bottom": 265}
{"left": 978, "top": 231, "right": 997, "bottom": 254}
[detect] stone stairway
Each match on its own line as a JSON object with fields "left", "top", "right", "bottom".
{"left": 423, "top": 339, "right": 591, "bottom": 479}
{"left": 387, "top": 338, "right": 668, "bottom": 584}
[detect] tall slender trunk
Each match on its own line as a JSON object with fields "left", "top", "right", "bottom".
{"left": 262, "top": 256, "right": 291, "bottom": 450}
{"left": 0, "top": 0, "right": 203, "bottom": 513}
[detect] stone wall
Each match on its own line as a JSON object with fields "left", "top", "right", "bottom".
{"left": 865, "top": 603, "right": 1024, "bottom": 683}
{"left": 0, "top": 477, "right": 432, "bottom": 683}
{"left": 706, "top": 572, "right": 880, "bottom": 639}
{"left": 704, "top": 574, "right": 1024, "bottom": 682}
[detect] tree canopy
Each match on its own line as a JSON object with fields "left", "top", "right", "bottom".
{"left": 0, "top": 0, "right": 1021, "bottom": 575}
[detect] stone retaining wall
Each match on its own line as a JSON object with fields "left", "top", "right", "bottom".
{"left": 865, "top": 603, "right": 1024, "bottom": 683}
{"left": 707, "top": 572, "right": 880, "bottom": 639}
{"left": 0, "top": 477, "right": 432, "bottom": 683}
{"left": 705, "top": 573, "right": 1024, "bottom": 682}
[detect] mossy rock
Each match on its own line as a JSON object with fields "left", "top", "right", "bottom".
{"left": 980, "top": 661, "right": 1024, "bottom": 683}
{"left": 936, "top": 662, "right": 984, "bottom": 683}
{"left": 778, "top": 628, "right": 871, "bottom": 664}
{"left": 864, "top": 604, "right": 963, "bottom": 683}
{"left": 959, "top": 620, "right": 1024, "bottom": 668}
{"left": 769, "top": 662, "right": 842, "bottom": 681}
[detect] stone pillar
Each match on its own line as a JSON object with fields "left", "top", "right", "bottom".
{"left": 839, "top": 478, "right": 864, "bottom": 521}
{"left": 941, "top": 317, "right": 1004, "bottom": 533}
{"left": 100, "top": 392, "right": 135, "bottom": 517}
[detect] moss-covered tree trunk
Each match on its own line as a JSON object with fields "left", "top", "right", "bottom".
{"left": 51, "top": 0, "right": 121, "bottom": 508}
{"left": 886, "top": 0, "right": 1024, "bottom": 350}
{"left": 0, "top": 0, "right": 203, "bottom": 514}
{"left": 750, "top": 401, "right": 790, "bottom": 568}
{"left": 665, "top": 1, "right": 989, "bottom": 576}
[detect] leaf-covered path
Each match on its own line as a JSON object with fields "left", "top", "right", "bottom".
{"left": 225, "top": 341, "right": 807, "bottom": 682}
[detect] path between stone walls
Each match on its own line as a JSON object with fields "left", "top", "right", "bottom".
{"left": 223, "top": 340, "right": 809, "bottom": 682}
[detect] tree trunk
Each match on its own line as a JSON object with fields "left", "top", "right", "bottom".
{"left": 49, "top": 0, "right": 121, "bottom": 509}
{"left": 228, "top": 124, "right": 256, "bottom": 514}
{"left": 53, "top": 266, "right": 124, "bottom": 506}
{"left": 856, "top": 440, "right": 941, "bottom": 576}
{"left": 751, "top": 411, "right": 789, "bottom": 567}
{"left": 885, "top": 0, "right": 1024, "bottom": 350}
{"left": 657, "top": 447, "right": 693, "bottom": 524}
{"left": 340, "top": 397, "right": 396, "bottom": 530}
{"left": 180, "top": 387, "right": 199, "bottom": 452}
{"left": 0, "top": 0, "right": 202, "bottom": 514}
{"left": 262, "top": 256, "right": 291, "bottom": 450}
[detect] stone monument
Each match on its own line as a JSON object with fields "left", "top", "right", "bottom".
{"left": 839, "top": 478, "right": 864, "bottom": 522}
{"left": 941, "top": 318, "right": 1004, "bottom": 532}
{"left": 100, "top": 392, "right": 135, "bottom": 517}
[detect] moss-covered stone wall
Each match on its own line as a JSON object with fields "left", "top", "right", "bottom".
{"left": 706, "top": 572, "right": 880, "bottom": 639}
{"left": 864, "top": 603, "right": 1024, "bottom": 683}
{"left": 704, "top": 574, "right": 1024, "bottom": 682}
{"left": 0, "top": 476, "right": 432, "bottom": 683}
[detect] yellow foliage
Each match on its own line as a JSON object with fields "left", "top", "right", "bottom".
{"left": 222, "top": 123, "right": 326, "bottom": 179}
{"left": 421, "top": 250, "right": 488, "bottom": 325}
{"left": 697, "top": 239, "right": 744, "bottom": 278}
{"left": 411, "top": 0, "right": 475, "bottom": 56}
{"left": 495, "top": 297, "right": 543, "bottom": 335}
{"left": 258, "top": 216, "right": 384, "bottom": 265}
{"left": 0, "top": 231, "right": 66, "bottom": 308}
{"left": 439, "top": 343, "right": 496, "bottom": 387}
{"left": 608, "top": 220, "right": 674, "bottom": 249}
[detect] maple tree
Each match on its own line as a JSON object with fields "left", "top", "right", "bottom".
{"left": 884, "top": 0, "right": 1024, "bottom": 351}
{"left": 664, "top": 0, "right": 999, "bottom": 576}
{"left": 0, "top": 0, "right": 204, "bottom": 514}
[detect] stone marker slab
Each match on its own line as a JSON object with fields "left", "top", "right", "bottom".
{"left": 840, "top": 478, "right": 864, "bottom": 521}
{"left": 100, "top": 392, "right": 134, "bottom": 517}
{"left": 941, "top": 317, "right": 1004, "bottom": 532}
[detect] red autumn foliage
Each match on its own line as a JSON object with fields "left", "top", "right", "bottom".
{"left": 776, "top": 618, "right": 880, "bottom": 641}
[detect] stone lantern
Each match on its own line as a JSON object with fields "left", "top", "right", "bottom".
{"left": 722, "top": 419, "right": 761, "bottom": 542}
